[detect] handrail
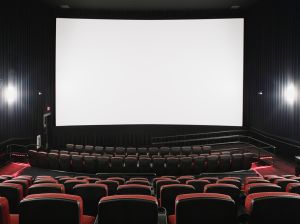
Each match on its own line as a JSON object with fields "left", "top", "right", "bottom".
{"left": 152, "top": 134, "right": 276, "bottom": 151}
{"left": 250, "top": 128, "right": 300, "bottom": 149}
{"left": 152, "top": 129, "right": 247, "bottom": 141}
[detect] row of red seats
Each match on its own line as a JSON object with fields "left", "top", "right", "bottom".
{"left": 2, "top": 174, "right": 300, "bottom": 219}
{"left": 64, "top": 144, "right": 212, "bottom": 156}
{"left": 1, "top": 190, "right": 300, "bottom": 224}
{"left": 28, "top": 150, "right": 255, "bottom": 174}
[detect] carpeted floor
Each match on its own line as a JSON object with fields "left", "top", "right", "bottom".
{"left": 0, "top": 162, "right": 30, "bottom": 177}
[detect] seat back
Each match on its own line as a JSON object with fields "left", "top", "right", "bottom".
{"left": 73, "top": 184, "right": 107, "bottom": 216}
{"left": 83, "top": 156, "right": 96, "bottom": 173}
{"left": 160, "top": 184, "right": 195, "bottom": 215}
{"left": 48, "top": 153, "right": 60, "bottom": 170}
{"left": 148, "top": 147, "right": 159, "bottom": 156}
{"left": 166, "top": 157, "right": 179, "bottom": 175}
{"left": 110, "top": 157, "right": 124, "bottom": 173}
{"left": 64, "top": 180, "right": 88, "bottom": 194}
{"left": 181, "top": 146, "right": 192, "bottom": 156}
{"left": 245, "top": 183, "right": 282, "bottom": 195}
{"left": 96, "top": 156, "right": 110, "bottom": 173}
{"left": 71, "top": 155, "right": 83, "bottom": 172}
{"left": 28, "top": 184, "right": 65, "bottom": 195}
{"left": 115, "top": 147, "right": 126, "bottom": 156}
{"left": 117, "top": 184, "right": 151, "bottom": 195}
{"left": 274, "top": 179, "right": 299, "bottom": 190}
{"left": 139, "top": 157, "right": 152, "bottom": 173}
{"left": 98, "top": 195, "right": 158, "bottom": 224}
{"left": 286, "top": 183, "right": 300, "bottom": 193}
{"left": 174, "top": 193, "right": 236, "bottom": 224}
{"left": 107, "top": 177, "right": 125, "bottom": 185}
{"left": 126, "top": 147, "right": 137, "bottom": 156}
{"left": 126, "top": 180, "right": 150, "bottom": 186}
{"left": 180, "top": 157, "right": 193, "bottom": 175}
{"left": 204, "top": 183, "right": 240, "bottom": 203}
{"left": 20, "top": 193, "right": 84, "bottom": 224}
{"left": 137, "top": 147, "right": 148, "bottom": 156}
{"left": 96, "top": 180, "right": 119, "bottom": 196}
{"left": 59, "top": 154, "right": 71, "bottom": 171}
{"left": 245, "top": 192, "right": 300, "bottom": 224}
{"left": 124, "top": 157, "right": 138, "bottom": 173}
{"left": 186, "top": 179, "right": 210, "bottom": 193}
{"left": 156, "top": 180, "right": 180, "bottom": 198}
{"left": 152, "top": 158, "right": 165, "bottom": 176}
{"left": 84, "top": 145, "right": 94, "bottom": 154}
{"left": 0, "top": 197, "right": 10, "bottom": 224}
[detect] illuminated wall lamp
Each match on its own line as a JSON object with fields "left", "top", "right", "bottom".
{"left": 285, "top": 83, "right": 297, "bottom": 105}
{"left": 4, "top": 85, "right": 17, "bottom": 104}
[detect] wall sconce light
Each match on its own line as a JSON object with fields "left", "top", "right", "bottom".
{"left": 4, "top": 85, "right": 17, "bottom": 104}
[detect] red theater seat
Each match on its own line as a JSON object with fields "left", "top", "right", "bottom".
{"left": 168, "top": 193, "right": 236, "bottom": 224}
{"left": 186, "top": 179, "right": 210, "bottom": 193}
{"left": 0, "top": 183, "right": 23, "bottom": 214}
{"left": 96, "top": 180, "right": 119, "bottom": 195}
{"left": 245, "top": 192, "right": 300, "bottom": 224}
{"left": 217, "top": 178, "right": 242, "bottom": 189}
{"left": 0, "top": 197, "right": 19, "bottom": 224}
{"left": 107, "top": 177, "right": 125, "bottom": 185}
{"left": 204, "top": 183, "right": 241, "bottom": 203}
{"left": 117, "top": 184, "right": 152, "bottom": 195}
{"left": 160, "top": 184, "right": 195, "bottom": 215}
{"left": 64, "top": 180, "right": 88, "bottom": 194}
{"left": 274, "top": 178, "right": 298, "bottom": 190}
{"left": 3, "top": 180, "right": 29, "bottom": 196}
{"left": 244, "top": 183, "right": 282, "bottom": 195}
{"left": 28, "top": 183, "right": 65, "bottom": 195}
{"left": 98, "top": 195, "right": 158, "bottom": 224}
{"left": 286, "top": 183, "right": 300, "bottom": 193}
{"left": 19, "top": 193, "right": 95, "bottom": 224}
{"left": 73, "top": 183, "right": 107, "bottom": 216}
{"left": 155, "top": 179, "right": 180, "bottom": 198}
{"left": 126, "top": 180, "right": 150, "bottom": 186}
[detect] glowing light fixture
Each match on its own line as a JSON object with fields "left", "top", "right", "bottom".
{"left": 4, "top": 85, "right": 17, "bottom": 104}
{"left": 285, "top": 83, "right": 297, "bottom": 105}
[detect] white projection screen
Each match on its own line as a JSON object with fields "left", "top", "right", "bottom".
{"left": 56, "top": 18, "right": 244, "bottom": 126}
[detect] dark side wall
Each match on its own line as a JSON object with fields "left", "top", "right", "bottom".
{"left": 0, "top": 1, "right": 55, "bottom": 143}
{"left": 244, "top": 0, "right": 300, "bottom": 153}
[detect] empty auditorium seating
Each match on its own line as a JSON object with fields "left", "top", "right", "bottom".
{"left": 3, "top": 180, "right": 29, "bottom": 196}
{"left": 0, "top": 183, "right": 23, "bottom": 213}
{"left": 124, "top": 157, "right": 138, "bottom": 173}
{"left": 286, "top": 183, "right": 300, "bottom": 193}
{"left": 19, "top": 193, "right": 95, "bottom": 224}
{"left": 110, "top": 157, "right": 124, "bottom": 173}
{"left": 96, "top": 180, "right": 119, "bottom": 196}
{"left": 245, "top": 192, "right": 300, "bottom": 224}
{"left": 71, "top": 155, "right": 84, "bottom": 172}
{"left": 126, "top": 147, "right": 137, "bottom": 156}
{"left": 0, "top": 197, "right": 18, "bottom": 224}
{"left": 152, "top": 157, "right": 165, "bottom": 175}
{"left": 244, "top": 183, "right": 282, "bottom": 195}
{"left": 217, "top": 178, "right": 242, "bottom": 189}
{"left": 59, "top": 154, "right": 71, "bottom": 171}
{"left": 139, "top": 157, "right": 152, "bottom": 173}
{"left": 48, "top": 153, "right": 60, "bottom": 170}
{"left": 168, "top": 193, "right": 237, "bottom": 224}
{"left": 180, "top": 157, "right": 193, "bottom": 175}
{"left": 115, "top": 147, "right": 125, "bottom": 155}
{"left": 96, "top": 156, "right": 110, "bottom": 173}
{"left": 160, "top": 184, "right": 195, "bottom": 214}
{"left": 166, "top": 157, "right": 179, "bottom": 175}
{"left": 83, "top": 156, "right": 96, "bottom": 173}
{"left": 98, "top": 195, "right": 158, "bottom": 224}
{"left": 104, "top": 147, "right": 115, "bottom": 155}
{"left": 126, "top": 180, "right": 150, "bottom": 186}
{"left": 186, "top": 179, "right": 210, "bottom": 193}
{"left": 73, "top": 183, "right": 107, "bottom": 216}
{"left": 28, "top": 183, "right": 65, "bottom": 194}
{"left": 117, "top": 184, "right": 152, "bottom": 195}
{"left": 274, "top": 178, "right": 298, "bottom": 190}
{"left": 204, "top": 183, "right": 241, "bottom": 203}
{"left": 64, "top": 179, "right": 88, "bottom": 194}
{"left": 107, "top": 177, "right": 125, "bottom": 185}
{"left": 84, "top": 145, "right": 94, "bottom": 154}
{"left": 137, "top": 147, "right": 148, "bottom": 155}
{"left": 155, "top": 179, "right": 180, "bottom": 198}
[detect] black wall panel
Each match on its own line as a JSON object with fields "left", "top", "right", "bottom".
{"left": 0, "top": 1, "right": 55, "bottom": 144}
{"left": 244, "top": 0, "right": 300, "bottom": 148}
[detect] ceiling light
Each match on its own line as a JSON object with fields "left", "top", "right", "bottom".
{"left": 60, "top": 5, "right": 70, "bottom": 9}
{"left": 230, "top": 5, "right": 241, "bottom": 10}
